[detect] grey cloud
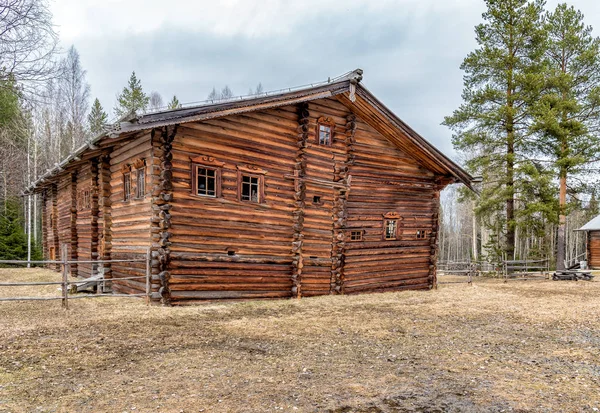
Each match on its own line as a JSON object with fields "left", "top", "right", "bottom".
{"left": 76, "top": 4, "right": 482, "bottom": 157}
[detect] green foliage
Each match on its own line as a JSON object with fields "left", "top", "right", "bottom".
{"left": 88, "top": 98, "right": 108, "bottom": 135}
{"left": 444, "top": 0, "right": 549, "bottom": 259}
{"left": 0, "top": 76, "right": 21, "bottom": 129}
{"left": 114, "top": 71, "right": 149, "bottom": 118}
{"left": 531, "top": 4, "right": 600, "bottom": 181}
{"left": 167, "top": 95, "right": 181, "bottom": 110}
{"left": 0, "top": 198, "right": 40, "bottom": 262}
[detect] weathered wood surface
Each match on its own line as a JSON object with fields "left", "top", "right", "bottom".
{"left": 588, "top": 231, "right": 600, "bottom": 269}
{"left": 39, "top": 95, "right": 454, "bottom": 303}
{"left": 109, "top": 133, "right": 153, "bottom": 294}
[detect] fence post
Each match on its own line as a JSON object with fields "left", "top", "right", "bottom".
{"left": 62, "top": 248, "right": 68, "bottom": 309}
{"left": 145, "top": 248, "right": 151, "bottom": 306}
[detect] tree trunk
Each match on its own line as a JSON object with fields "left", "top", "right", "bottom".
{"left": 557, "top": 171, "right": 567, "bottom": 270}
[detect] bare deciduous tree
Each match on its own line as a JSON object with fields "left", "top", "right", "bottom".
{"left": 0, "top": 0, "right": 59, "bottom": 94}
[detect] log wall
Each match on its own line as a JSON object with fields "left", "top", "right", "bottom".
{"left": 167, "top": 106, "right": 301, "bottom": 303}
{"left": 38, "top": 96, "right": 450, "bottom": 303}
{"left": 75, "top": 163, "right": 93, "bottom": 277}
{"left": 109, "top": 133, "right": 153, "bottom": 294}
{"left": 343, "top": 111, "right": 438, "bottom": 294}
{"left": 589, "top": 231, "right": 600, "bottom": 269}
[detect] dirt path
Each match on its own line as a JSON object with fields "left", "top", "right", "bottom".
{"left": 0, "top": 269, "right": 599, "bottom": 412}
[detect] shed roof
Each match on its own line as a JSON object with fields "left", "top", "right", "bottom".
{"left": 25, "top": 69, "right": 474, "bottom": 193}
{"left": 577, "top": 215, "right": 600, "bottom": 231}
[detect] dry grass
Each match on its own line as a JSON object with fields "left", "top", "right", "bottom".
{"left": 0, "top": 269, "right": 599, "bottom": 412}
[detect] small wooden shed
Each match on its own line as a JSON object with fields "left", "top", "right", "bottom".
{"left": 26, "top": 69, "right": 473, "bottom": 304}
{"left": 577, "top": 215, "right": 600, "bottom": 269}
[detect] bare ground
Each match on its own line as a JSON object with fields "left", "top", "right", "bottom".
{"left": 0, "top": 269, "right": 599, "bottom": 412}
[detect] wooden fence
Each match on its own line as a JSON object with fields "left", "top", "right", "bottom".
{"left": 502, "top": 258, "right": 550, "bottom": 281}
{"left": 437, "top": 261, "right": 477, "bottom": 285}
{"left": 0, "top": 248, "right": 152, "bottom": 308}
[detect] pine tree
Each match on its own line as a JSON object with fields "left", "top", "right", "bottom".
{"left": 167, "top": 95, "right": 181, "bottom": 109}
{"left": 443, "top": 0, "right": 547, "bottom": 260}
{"left": 88, "top": 98, "right": 108, "bottom": 135}
{"left": 530, "top": 4, "right": 600, "bottom": 269}
{"left": 114, "top": 71, "right": 150, "bottom": 118}
{"left": 255, "top": 82, "right": 264, "bottom": 95}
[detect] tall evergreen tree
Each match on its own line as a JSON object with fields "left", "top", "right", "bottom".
{"left": 443, "top": 0, "right": 547, "bottom": 260}
{"left": 88, "top": 98, "right": 108, "bottom": 135}
{"left": 167, "top": 95, "right": 181, "bottom": 109}
{"left": 114, "top": 71, "right": 150, "bottom": 118}
{"left": 530, "top": 4, "right": 600, "bottom": 269}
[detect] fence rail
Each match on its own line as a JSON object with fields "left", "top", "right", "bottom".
{"left": 0, "top": 247, "right": 152, "bottom": 308}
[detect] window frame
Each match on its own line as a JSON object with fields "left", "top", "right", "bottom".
{"left": 316, "top": 116, "right": 335, "bottom": 146}
{"left": 238, "top": 173, "right": 264, "bottom": 203}
{"left": 135, "top": 167, "right": 146, "bottom": 199}
{"left": 416, "top": 229, "right": 428, "bottom": 239}
{"left": 350, "top": 230, "right": 364, "bottom": 242}
{"left": 191, "top": 164, "right": 221, "bottom": 198}
{"left": 382, "top": 212, "right": 401, "bottom": 241}
{"left": 123, "top": 172, "right": 131, "bottom": 202}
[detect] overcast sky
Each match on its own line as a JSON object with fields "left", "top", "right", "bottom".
{"left": 50, "top": 0, "right": 600, "bottom": 158}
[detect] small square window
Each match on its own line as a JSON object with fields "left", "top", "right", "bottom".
{"left": 123, "top": 173, "right": 131, "bottom": 202}
{"left": 318, "top": 124, "right": 332, "bottom": 145}
{"left": 416, "top": 230, "right": 428, "bottom": 239}
{"left": 136, "top": 168, "right": 145, "bottom": 198}
{"left": 313, "top": 195, "right": 321, "bottom": 204}
{"left": 350, "top": 230, "right": 363, "bottom": 241}
{"left": 384, "top": 219, "right": 397, "bottom": 240}
{"left": 196, "top": 166, "right": 217, "bottom": 197}
{"left": 241, "top": 174, "right": 261, "bottom": 202}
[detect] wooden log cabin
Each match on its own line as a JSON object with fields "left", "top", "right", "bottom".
{"left": 577, "top": 215, "right": 600, "bottom": 269}
{"left": 27, "top": 69, "right": 473, "bottom": 304}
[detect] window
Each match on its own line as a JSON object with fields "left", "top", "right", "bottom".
{"left": 318, "top": 124, "right": 332, "bottom": 145}
{"left": 316, "top": 116, "right": 335, "bottom": 146}
{"left": 123, "top": 172, "right": 131, "bottom": 201}
{"left": 195, "top": 166, "right": 218, "bottom": 197}
{"left": 135, "top": 168, "right": 145, "bottom": 199}
{"left": 241, "top": 174, "right": 261, "bottom": 202}
{"left": 350, "top": 230, "right": 363, "bottom": 241}
{"left": 384, "top": 219, "right": 398, "bottom": 240}
{"left": 416, "top": 230, "right": 428, "bottom": 239}
{"left": 83, "top": 190, "right": 90, "bottom": 209}
{"left": 313, "top": 195, "right": 321, "bottom": 204}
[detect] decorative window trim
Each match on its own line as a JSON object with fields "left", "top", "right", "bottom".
{"left": 316, "top": 116, "right": 335, "bottom": 146}
{"left": 350, "top": 230, "right": 364, "bottom": 241}
{"left": 190, "top": 155, "right": 225, "bottom": 168}
{"left": 383, "top": 212, "right": 401, "bottom": 240}
{"left": 238, "top": 171, "right": 265, "bottom": 203}
{"left": 192, "top": 164, "right": 221, "bottom": 198}
{"left": 236, "top": 164, "right": 268, "bottom": 175}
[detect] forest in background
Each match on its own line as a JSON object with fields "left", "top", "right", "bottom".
{"left": 0, "top": 0, "right": 263, "bottom": 261}
{"left": 1, "top": 0, "right": 600, "bottom": 270}
{"left": 442, "top": 0, "right": 600, "bottom": 269}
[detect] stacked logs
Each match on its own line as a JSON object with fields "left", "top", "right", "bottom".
{"left": 51, "top": 184, "right": 60, "bottom": 270}
{"left": 99, "top": 154, "right": 112, "bottom": 283}
{"left": 329, "top": 114, "right": 357, "bottom": 294}
{"left": 69, "top": 173, "right": 78, "bottom": 277}
{"left": 291, "top": 103, "right": 310, "bottom": 298}
{"left": 41, "top": 189, "right": 48, "bottom": 263}
{"left": 151, "top": 126, "right": 177, "bottom": 305}
{"left": 90, "top": 158, "right": 100, "bottom": 276}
